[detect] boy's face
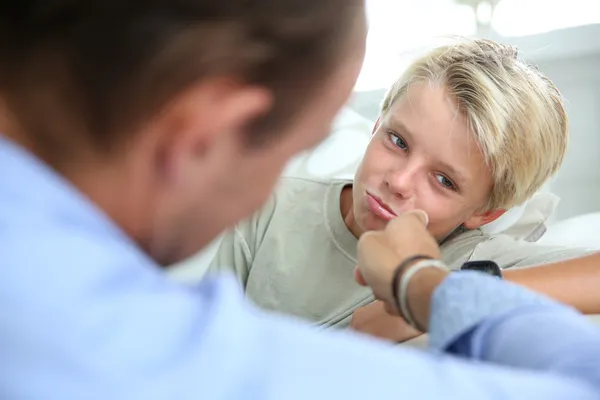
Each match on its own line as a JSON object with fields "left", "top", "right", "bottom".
{"left": 352, "top": 82, "right": 503, "bottom": 240}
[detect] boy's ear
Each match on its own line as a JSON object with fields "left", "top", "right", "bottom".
{"left": 463, "top": 209, "right": 506, "bottom": 230}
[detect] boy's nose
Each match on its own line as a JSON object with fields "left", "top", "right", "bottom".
{"left": 385, "top": 166, "right": 418, "bottom": 202}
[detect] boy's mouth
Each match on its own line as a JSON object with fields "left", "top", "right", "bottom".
{"left": 366, "top": 192, "right": 397, "bottom": 221}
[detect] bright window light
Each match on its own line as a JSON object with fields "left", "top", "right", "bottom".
{"left": 355, "top": 0, "right": 476, "bottom": 91}
{"left": 476, "top": 1, "right": 493, "bottom": 25}
{"left": 492, "top": 0, "right": 600, "bottom": 37}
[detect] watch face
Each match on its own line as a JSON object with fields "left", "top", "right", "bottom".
{"left": 460, "top": 260, "right": 502, "bottom": 278}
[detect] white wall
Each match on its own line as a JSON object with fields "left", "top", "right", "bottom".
{"left": 494, "top": 25, "right": 600, "bottom": 221}
{"left": 541, "top": 53, "right": 600, "bottom": 220}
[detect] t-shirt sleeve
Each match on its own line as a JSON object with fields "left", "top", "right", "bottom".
{"left": 206, "top": 194, "right": 278, "bottom": 288}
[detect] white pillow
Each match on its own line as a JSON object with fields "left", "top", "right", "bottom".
{"left": 538, "top": 212, "right": 600, "bottom": 249}
{"left": 481, "top": 193, "right": 559, "bottom": 241}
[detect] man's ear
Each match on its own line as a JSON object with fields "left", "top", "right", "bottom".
{"left": 152, "top": 79, "right": 273, "bottom": 179}
{"left": 463, "top": 209, "right": 506, "bottom": 230}
{"left": 176, "top": 79, "right": 273, "bottom": 150}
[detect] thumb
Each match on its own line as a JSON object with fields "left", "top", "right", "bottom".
{"left": 405, "top": 209, "right": 429, "bottom": 226}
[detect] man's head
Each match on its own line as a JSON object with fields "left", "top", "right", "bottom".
{"left": 351, "top": 38, "right": 567, "bottom": 240}
{"left": 0, "top": 1, "right": 366, "bottom": 265}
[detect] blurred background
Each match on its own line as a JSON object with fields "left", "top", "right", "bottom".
{"left": 352, "top": 0, "right": 600, "bottom": 223}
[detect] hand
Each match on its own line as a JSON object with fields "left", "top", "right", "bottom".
{"left": 350, "top": 301, "right": 422, "bottom": 343}
{"left": 354, "top": 210, "right": 441, "bottom": 314}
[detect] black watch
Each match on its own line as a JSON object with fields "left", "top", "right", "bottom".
{"left": 460, "top": 260, "right": 502, "bottom": 278}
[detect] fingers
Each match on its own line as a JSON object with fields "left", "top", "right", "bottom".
{"left": 356, "top": 231, "right": 397, "bottom": 274}
{"left": 355, "top": 209, "right": 436, "bottom": 307}
{"left": 359, "top": 210, "right": 428, "bottom": 260}
{"left": 387, "top": 209, "right": 428, "bottom": 232}
{"left": 356, "top": 230, "right": 391, "bottom": 257}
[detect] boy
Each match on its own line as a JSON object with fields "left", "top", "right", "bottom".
{"left": 201, "top": 39, "right": 594, "bottom": 331}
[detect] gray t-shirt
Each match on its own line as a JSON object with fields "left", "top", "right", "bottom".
{"left": 202, "top": 177, "right": 593, "bottom": 328}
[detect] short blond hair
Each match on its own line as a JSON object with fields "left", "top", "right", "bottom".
{"left": 381, "top": 38, "right": 568, "bottom": 210}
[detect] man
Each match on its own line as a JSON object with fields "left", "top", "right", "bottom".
{"left": 0, "top": 2, "right": 598, "bottom": 399}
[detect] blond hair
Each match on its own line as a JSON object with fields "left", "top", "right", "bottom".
{"left": 381, "top": 38, "right": 568, "bottom": 210}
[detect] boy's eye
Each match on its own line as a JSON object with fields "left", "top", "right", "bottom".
{"left": 436, "top": 174, "right": 456, "bottom": 190}
{"left": 390, "top": 133, "right": 408, "bottom": 150}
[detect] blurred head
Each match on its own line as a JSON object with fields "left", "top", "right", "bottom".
{"left": 0, "top": 1, "right": 367, "bottom": 265}
{"left": 351, "top": 38, "right": 568, "bottom": 240}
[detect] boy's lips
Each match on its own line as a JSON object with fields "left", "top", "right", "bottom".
{"left": 366, "top": 193, "right": 397, "bottom": 221}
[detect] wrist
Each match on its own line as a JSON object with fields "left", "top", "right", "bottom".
{"left": 392, "top": 258, "right": 449, "bottom": 332}
{"left": 391, "top": 254, "right": 435, "bottom": 307}
{"left": 405, "top": 267, "right": 449, "bottom": 332}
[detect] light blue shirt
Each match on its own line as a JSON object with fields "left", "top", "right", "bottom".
{"left": 1, "top": 135, "right": 599, "bottom": 399}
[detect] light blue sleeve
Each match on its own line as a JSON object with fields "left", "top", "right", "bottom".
{"left": 430, "top": 273, "right": 600, "bottom": 391}
{"left": 3, "top": 261, "right": 598, "bottom": 400}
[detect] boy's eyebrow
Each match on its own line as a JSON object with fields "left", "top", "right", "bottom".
{"left": 437, "top": 160, "right": 469, "bottom": 187}
{"left": 386, "top": 116, "right": 413, "bottom": 138}
{"left": 385, "top": 116, "right": 470, "bottom": 187}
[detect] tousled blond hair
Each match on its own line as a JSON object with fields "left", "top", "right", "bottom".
{"left": 381, "top": 38, "right": 568, "bottom": 210}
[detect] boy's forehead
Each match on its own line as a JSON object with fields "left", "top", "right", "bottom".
{"left": 385, "top": 83, "right": 460, "bottom": 130}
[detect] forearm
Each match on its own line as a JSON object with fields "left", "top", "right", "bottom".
{"left": 390, "top": 252, "right": 600, "bottom": 343}
{"left": 472, "top": 307, "right": 600, "bottom": 388}
{"left": 503, "top": 252, "right": 600, "bottom": 314}
{"left": 403, "top": 270, "right": 575, "bottom": 350}
{"left": 403, "top": 268, "right": 600, "bottom": 389}
{"left": 404, "top": 267, "right": 448, "bottom": 332}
